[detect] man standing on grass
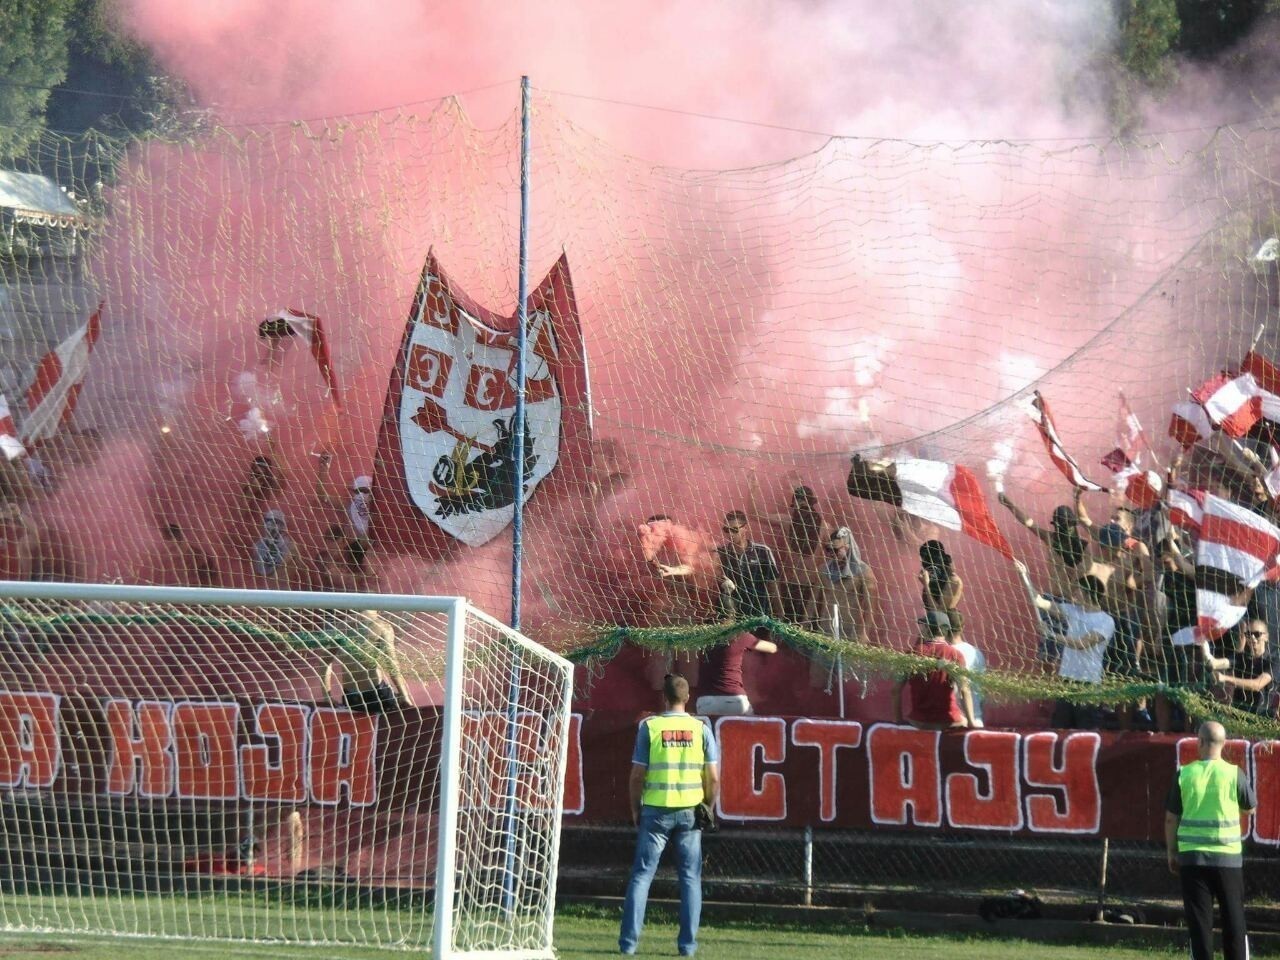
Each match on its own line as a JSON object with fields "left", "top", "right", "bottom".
{"left": 1166, "top": 720, "right": 1257, "bottom": 960}
{"left": 619, "top": 673, "right": 719, "bottom": 957}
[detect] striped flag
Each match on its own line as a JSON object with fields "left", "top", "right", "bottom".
{"left": 892, "top": 458, "right": 1014, "bottom": 558}
{"left": 1114, "top": 467, "right": 1163, "bottom": 510}
{"left": 1026, "top": 391, "right": 1103, "bottom": 491}
{"left": 1166, "top": 487, "right": 1204, "bottom": 533}
{"left": 1242, "top": 350, "right": 1280, "bottom": 422}
{"left": 1193, "top": 492, "right": 1280, "bottom": 640}
{"left": 1169, "top": 400, "right": 1213, "bottom": 449}
{"left": 1191, "top": 372, "right": 1262, "bottom": 438}
{"left": 20, "top": 302, "right": 103, "bottom": 445}
{"left": 0, "top": 394, "right": 26, "bottom": 461}
{"left": 1101, "top": 391, "right": 1152, "bottom": 474}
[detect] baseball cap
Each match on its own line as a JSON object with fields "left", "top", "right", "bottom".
{"left": 352, "top": 475, "right": 373, "bottom": 491}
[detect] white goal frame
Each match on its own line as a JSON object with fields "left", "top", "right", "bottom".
{"left": 0, "top": 580, "right": 574, "bottom": 960}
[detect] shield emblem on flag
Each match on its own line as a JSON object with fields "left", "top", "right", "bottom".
{"left": 372, "top": 252, "right": 591, "bottom": 553}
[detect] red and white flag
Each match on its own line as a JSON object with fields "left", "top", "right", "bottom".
{"left": 1166, "top": 487, "right": 1204, "bottom": 533}
{"left": 1169, "top": 400, "right": 1213, "bottom": 449}
{"left": 1100, "top": 391, "right": 1150, "bottom": 474}
{"left": 0, "top": 394, "right": 26, "bottom": 461}
{"left": 1114, "top": 467, "right": 1163, "bottom": 510}
{"left": 892, "top": 458, "right": 1014, "bottom": 558}
{"left": 258, "top": 307, "right": 341, "bottom": 409}
{"left": 20, "top": 302, "right": 102, "bottom": 445}
{"left": 1026, "top": 391, "right": 1103, "bottom": 492}
{"left": 370, "top": 251, "right": 592, "bottom": 555}
{"left": 1190, "top": 372, "right": 1262, "bottom": 438}
{"left": 1193, "top": 492, "right": 1280, "bottom": 640}
{"left": 1242, "top": 350, "right": 1280, "bottom": 422}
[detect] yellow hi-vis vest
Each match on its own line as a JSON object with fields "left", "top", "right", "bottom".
{"left": 641, "top": 714, "right": 706, "bottom": 809}
{"left": 1177, "top": 758, "right": 1243, "bottom": 857}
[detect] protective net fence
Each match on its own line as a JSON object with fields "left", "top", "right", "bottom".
{"left": 0, "top": 589, "right": 573, "bottom": 953}
{"left": 3, "top": 92, "right": 1280, "bottom": 731}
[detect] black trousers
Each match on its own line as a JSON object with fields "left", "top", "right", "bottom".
{"left": 1180, "top": 863, "right": 1248, "bottom": 960}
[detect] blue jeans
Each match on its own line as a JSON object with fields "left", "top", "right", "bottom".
{"left": 619, "top": 805, "right": 702, "bottom": 955}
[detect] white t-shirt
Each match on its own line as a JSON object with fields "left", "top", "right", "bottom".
{"left": 952, "top": 640, "right": 986, "bottom": 722}
{"left": 952, "top": 640, "right": 984, "bottom": 673}
{"left": 1056, "top": 604, "right": 1114, "bottom": 684}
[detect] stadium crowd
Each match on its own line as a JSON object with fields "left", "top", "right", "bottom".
{"left": 1, "top": 380, "right": 1279, "bottom": 735}
{"left": 637, "top": 441, "right": 1279, "bottom": 733}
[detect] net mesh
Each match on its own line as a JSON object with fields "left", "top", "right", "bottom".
{"left": 2, "top": 93, "right": 1280, "bottom": 732}
{"left": 0, "top": 590, "right": 572, "bottom": 954}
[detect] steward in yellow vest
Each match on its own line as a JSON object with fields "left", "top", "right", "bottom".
{"left": 620, "top": 674, "right": 720, "bottom": 958}
{"left": 1165, "top": 721, "right": 1257, "bottom": 960}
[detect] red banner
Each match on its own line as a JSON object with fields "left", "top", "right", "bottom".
{"left": 370, "top": 252, "right": 592, "bottom": 555}
{"left": 6, "top": 694, "right": 1279, "bottom": 859}
{"left": 568, "top": 712, "right": 1280, "bottom": 845}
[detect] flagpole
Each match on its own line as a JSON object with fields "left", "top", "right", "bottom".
{"left": 500, "top": 74, "right": 533, "bottom": 923}
{"left": 512, "top": 75, "right": 531, "bottom": 631}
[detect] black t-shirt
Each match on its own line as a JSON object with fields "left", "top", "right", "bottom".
{"left": 1162, "top": 570, "right": 1197, "bottom": 634}
{"left": 1229, "top": 652, "right": 1274, "bottom": 715}
{"left": 716, "top": 542, "right": 779, "bottom": 619}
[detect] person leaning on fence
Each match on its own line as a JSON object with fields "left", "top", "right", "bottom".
{"left": 619, "top": 673, "right": 720, "bottom": 958}
{"left": 1165, "top": 720, "right": 1257, "bottom": 960}
{"left": 1034, "top": 574, "right": 1114, "bottom": 730}
{"left": 893, "top": 610, "right": 975, "bottom": 730}
{"left": 695, "top": 629, "right": 776, "bottom": 716}
{"left": 946, "top": 610, "right": 985, "bottom": 728}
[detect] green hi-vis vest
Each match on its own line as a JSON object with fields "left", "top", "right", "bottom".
{"left": 641, "top": 714, "right": 706, "bottom": 809}
{"left": 1177, "top": 758, "right": 1243, "bottom": 857}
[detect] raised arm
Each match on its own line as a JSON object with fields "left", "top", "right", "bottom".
{"left": 1162, "top": 529, "right": 1194, "bottom": 577}
{"left": 958, "top": 678, "right": 976, "bottom": 728}
{"left": 313, "top": 451, "right": 342, "bottom": 509}
{"left": 998, "top": 492, "right": 1053, "bottom": 547}
{"left": 1073, "top": 488, "right": 1095, "bottom": 535}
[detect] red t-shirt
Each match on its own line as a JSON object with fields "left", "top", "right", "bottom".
{"left": 907, "top": 639, "right": 966, "bottom": 725}
{"left": 702, "top": 632, "right": 762, "bottom": 697}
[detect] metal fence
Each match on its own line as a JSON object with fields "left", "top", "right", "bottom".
{"left": 558, "top": 823, "right": 1280, "bottom": 914}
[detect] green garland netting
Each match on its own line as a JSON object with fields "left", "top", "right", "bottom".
{"left": 4, "top": 600, "right": 1279, "bottom": 739}
{"left": 563, "top": 616, "right": 1280, "bottom": 742}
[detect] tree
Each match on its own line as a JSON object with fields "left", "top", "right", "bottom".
{"left": 0, "top": 0, "right": 75, "bottom": 159}
{"left": 1120, "top": 0, "right": 1182, "bottom": 86}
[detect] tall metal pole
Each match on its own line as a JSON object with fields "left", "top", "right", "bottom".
{"left": 500, "top": 75, "right": 533, "bottom": 922}
{"left": 511, "top": 75, "right": 532, "bottom": 632}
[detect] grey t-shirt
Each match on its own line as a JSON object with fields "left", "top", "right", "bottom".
{"left": 1165, "top": 766, "right": 1257, "bottom": 867}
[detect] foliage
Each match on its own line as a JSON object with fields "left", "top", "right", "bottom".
{"left": 1120, "top": 0, "right": 1182, "bottom": 86}
{"left": 566, "top": 616, "right": 1280, "bottom": 741}
{"left": 0, "top": 0, "right": 75, "bottom": 159}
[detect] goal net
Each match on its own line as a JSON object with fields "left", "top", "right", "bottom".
{"left": 0, "top": 581, "right": 573, "bottom": 957}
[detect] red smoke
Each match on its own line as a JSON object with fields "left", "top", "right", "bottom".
{"left": 35, "top": 1, "right": 1275, "bottom": 722}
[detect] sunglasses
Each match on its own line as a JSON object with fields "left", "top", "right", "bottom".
{"left": 723, "top": 525, "right": 746, "bottom": 534}
{"left": 1248, "top": 630, "right": 1268, "bottom": 638}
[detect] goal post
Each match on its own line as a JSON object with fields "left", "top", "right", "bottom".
{"left": 0, "top": 581, "right": 573, "bottom": 959}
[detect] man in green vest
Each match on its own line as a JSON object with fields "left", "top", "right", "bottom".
{"left": 619, "top": 673, "right": 720, "bottom": 957}
{"left": 1165, "top": 720, "right": 1257, "bottom": 960}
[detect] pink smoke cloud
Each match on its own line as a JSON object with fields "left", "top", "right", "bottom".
{"left": 28, "top": 0, "right": 1272, "bottom": 726}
